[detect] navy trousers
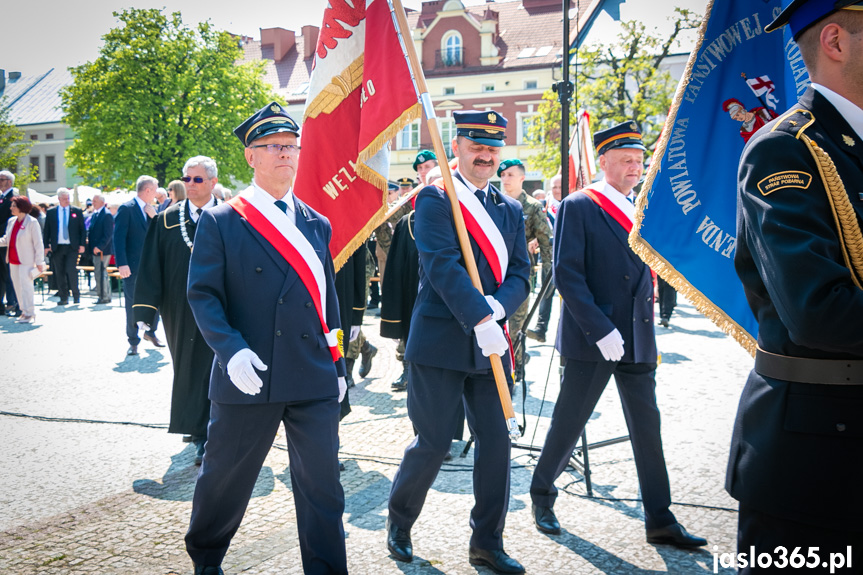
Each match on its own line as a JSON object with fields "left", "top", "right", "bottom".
{"left": 530, "top": 359, "right": 676, "bottom": 530}
{"left": 388, "top": 363, "right": 513, "bottom": 551}
{"left": 124, "top": 270, "right": 158, "bottom": 345}
{"left": 186, "top": 398, "right": 347, "bottom": 574}
{"left": 737, "top": 503, "right": 862, "bottom": 574}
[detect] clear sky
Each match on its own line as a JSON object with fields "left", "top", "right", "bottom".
{"left": 2, "top": 0, "right": 439, "bottom": 76}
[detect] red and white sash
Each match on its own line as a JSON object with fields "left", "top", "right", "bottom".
{"left": 581, "top": 181, "right": 635, "bottom": 233}
{"left": 229, "top": 186, "right": 342, "bottom": 361}
{"left": 434, "top": 174, "right": 509, "bottom": 284}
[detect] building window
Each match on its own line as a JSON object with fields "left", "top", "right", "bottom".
{"left": 517, "top": 112, "right": 541, "bottom": 145}
{"left": 440, "top": 31, "right": 462, "bottom": 67}
{"left": 443, "top": 86, "right": 455, "bottom": 96}
{"left": 397, "top": 122, "right": 419, "bottom": 150}
{"left": 30, "top": 156, "right": 40, "bottom": 181}
{"left": 45, "top": 156, "right": 56, "bottom": 182}
{"left": 524, "top": 80, "right": 538, "bottom": 90}
{"left": 482, "top": 83, "right": 495, "bottom": 92}
{"left": 30, "top": 134, "right": 38, "bottom": 140}
{"left": 46, "top": 133, "right": 54, "bottom": 140}
{"left": 439, "top": 118, "right": 456, "bottom": 159}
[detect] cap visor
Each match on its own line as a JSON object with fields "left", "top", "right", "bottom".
{"left": 249, "top": 125, "right": 300, "bottom": 144}
{"left": 464, "top": 136, "right": 505, "bottom": 147}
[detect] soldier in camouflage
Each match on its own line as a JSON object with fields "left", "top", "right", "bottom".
{"left": 498, "top": 159, "right": 552, "bottom": 380}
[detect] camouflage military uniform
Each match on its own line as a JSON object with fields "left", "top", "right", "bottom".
{"left": 508, "top": 190, "right": 552, "bottom": 377}
{"left": 374, "top": 202, "right": 412, "bottom": 286}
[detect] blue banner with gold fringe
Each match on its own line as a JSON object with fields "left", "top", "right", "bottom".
{"left": 631, "top": 0, "right": 809, "bottom": 354}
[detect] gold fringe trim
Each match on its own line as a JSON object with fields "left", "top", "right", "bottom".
{"left": 304, "top": 55, "right": 366, "bottom": 122}
{"left": 335, "top": 104, "right": 422, "bottom": 270}
{"left": 631, "top": 0, "right": 757, "bottom": 356}
{"left": 334, "top": 204, "right": 388, "bottom": 271}
{"left": 802, "top": 135, "right": 863, "bottom": 288}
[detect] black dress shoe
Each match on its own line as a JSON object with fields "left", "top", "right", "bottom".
{"left": 646, "top": 522, "right": 707, "bottom": 547}
{"left": 193, "top": 564, "right": 224, "bottom": 575}
{"left": 57, "top": 300, "right": 68, "bottom": 306}
{"left": 390, "top": 370, "right": 407, "bottom": 392}
{"left": 359, "top": 341, "right": 377, "bottom": 378}
{"left": 127, "top": 345, "right": 138, "bottom": 356}
{"left": 73, "top": 298, "right": 80, "bottom": 304}
{"left": 526, "top": 328, "right": 546, "bottom": 343}
{"left": 386, "top": 517, "right": 413, "bottom": 562}
{"left": 532, "top": 504, "right": 561, "bottom": 535}
{"left": 468, "top": 546, "right": 525, "bottom": 574}
{"left": 143, "top": 333, "right": 165, "bottom": 347}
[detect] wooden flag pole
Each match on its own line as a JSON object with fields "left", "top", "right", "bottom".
{"left": 387, "top": 0, "right": 521, "bottom": 439}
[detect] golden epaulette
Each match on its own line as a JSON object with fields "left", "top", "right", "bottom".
{"left": 770, "top": 108, "right": 815, "bottom": 140}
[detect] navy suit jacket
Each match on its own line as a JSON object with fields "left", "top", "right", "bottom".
{"left": 88, "top": 208, "right": 114, "bottom": 255}
{"left": 404, "top": 175, "right": 530, "bottom": 373}
{"left": 553, "top": 183, "right": 656, "bottom": 364}
{"left": 187, "top": 191, "right": 346, "bottom": 405}
{"left": 113, "top": 198, "right": 151, "bottom": 271}
{"left": 43, "top": 205, "right": 87, "bottom": 251}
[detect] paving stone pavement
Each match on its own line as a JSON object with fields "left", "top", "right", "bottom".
{"left": 0, "top": 287, "right": 752, "bottom": 574}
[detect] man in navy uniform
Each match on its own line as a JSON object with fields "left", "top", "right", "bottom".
{"left": 529, "top": 123, "right": 706, "bottom": 548}
{"left": 184, "top": 102, "right": 348, "bottom": 575}
{"left": 727, "top": 1, "right": 863, "bottom": 568}
{"left": 386, "top": 110, "right": 530, "bottom": 574}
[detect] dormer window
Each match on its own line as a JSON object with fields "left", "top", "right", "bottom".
{"left": 441, "top": 31, "right": 463, "bottom": 67}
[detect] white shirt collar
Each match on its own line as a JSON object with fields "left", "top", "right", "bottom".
{"left": 189, "top": 195, "right": 216, "bottom": 223}
{"left": 592, "top": 179, "right": 636, "bottom": 224}
{"left": 812, "top": 83, "right": 863, "bottom": 141}
{"left": 455, "top": 170, "right": 489, "bottom": 198}
{"left": 251, "top": 180, "right": 295, "bottom": 225}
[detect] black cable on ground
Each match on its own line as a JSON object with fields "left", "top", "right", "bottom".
{"left": 0, "top": 409, "right": 168, "bottom": 429}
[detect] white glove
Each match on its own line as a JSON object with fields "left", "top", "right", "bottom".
{"left": 474, "top": 319, "right": 509, "bottom": 357}
{"left": 136, "top": 321, "right": 150, "bottom": 332}
{"left": 349, "top": 325, "right": 360, "bottom": 342}
{"left": 338, "top": 376, "right": 347, "bottom": 402}
{"left": 226, "top": 348, "right": 267, "bottom": 395}
{"left": 596, "top": 329, "right": 625, "bottom": 362}
{"left": 484, "top": 295, "right": 506, "bottom": 321}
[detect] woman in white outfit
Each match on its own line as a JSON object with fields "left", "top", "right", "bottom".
{"left": 0, "top": 196, "right": 45, "bottom": 324}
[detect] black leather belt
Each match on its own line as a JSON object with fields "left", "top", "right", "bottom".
{"left": 755, "top": 347, "right": 863, "bottom": 385}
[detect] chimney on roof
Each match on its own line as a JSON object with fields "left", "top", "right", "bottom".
{"left": 260, "top": 27, "right": 296, "bottom": 63}
{"left": 0, "top": 70, "right": 5, "bottom": 94}
{"left": 422, "top": 1, "right": 444, "bottom": 15}
{"left": 9, "top": 71, "right": 21, "bottom": 81}
{"left": 302, "top": 25, "right": 319, "bottom": 61}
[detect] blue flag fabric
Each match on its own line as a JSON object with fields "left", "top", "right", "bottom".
{"left": 631, "top": 0, "right": 809, "bottom": 355}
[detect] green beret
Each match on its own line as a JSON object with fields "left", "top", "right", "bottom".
{"left": 413, "top": 150, "right": 437, "bottom": 171}
{"left": 497, "top": 158, "right": 524, "bottom": 177}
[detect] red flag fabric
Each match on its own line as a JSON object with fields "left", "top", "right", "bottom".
{"left": 568, "top": 109, "right": 597, "bottom": 193}
{"left": 294, "top": 0, "right": 420, "bottom": 270}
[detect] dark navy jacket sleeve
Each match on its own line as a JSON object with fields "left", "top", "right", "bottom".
{"left": 113, "top": 203, "right": 131, "bottom": 267}
{"left": 553, "top": 195, "right": 617, "bottom": 345}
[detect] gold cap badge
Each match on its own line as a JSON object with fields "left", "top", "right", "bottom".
{"left": 270, "top": 104, "right": 281, "bottom": 113}
{"left": 488, "top": 113, "right": 496, "bottom": 124}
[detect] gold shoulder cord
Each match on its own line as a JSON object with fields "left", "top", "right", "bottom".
{"left": 802, "top": 135, "right": 863, "bottom": 288}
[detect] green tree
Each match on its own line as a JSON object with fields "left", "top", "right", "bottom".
{"left": 0, "top": 100, "right": 36, "bottom": 189}
{"left": 528, "top": 8, "right": 701, "bottom": 177}
{"left": 62, "top": 8, "right": 278, "bottom": 189}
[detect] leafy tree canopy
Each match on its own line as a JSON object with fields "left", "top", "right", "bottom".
{"left": 62, "top": 8, "right": 278, "bottom": 189}
{"left": 528, "top": 8, "right": 701, "bottom": 178}
{"left": 0, "top": 101, "right": 36, "bottom": 188}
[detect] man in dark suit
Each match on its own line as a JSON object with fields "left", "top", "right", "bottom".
{"left": 0, "top": 170, "right": 19, "bottom": 315}
{"left": 184, "top": 102, "right": 348, "bottom": 575}
{"left": 727, "top": 2, "right": 863, "bottom": 568}
{"left": 43, "top": 188, "right": 86, "bottom": 305}
{"left": 114, "top": 175, "right": 162, "bottom": 355}
{"left": 87, "top": 193, "right": 114, "bottom": 304}
{"left": 386, "top": 110, "right": 530, "bottom": 574}
{"left": 529, "top": 123, "right": 706, "bottom": 548}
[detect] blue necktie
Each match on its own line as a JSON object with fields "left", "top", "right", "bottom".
{"left": 274, "top": 200, "right": 289, "bottom": 214}
{"left": 474, "top": 190, "right": 486, "bottom": 207}
{"left": 61, "top": 207, "right": 68, "bottom": 242}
